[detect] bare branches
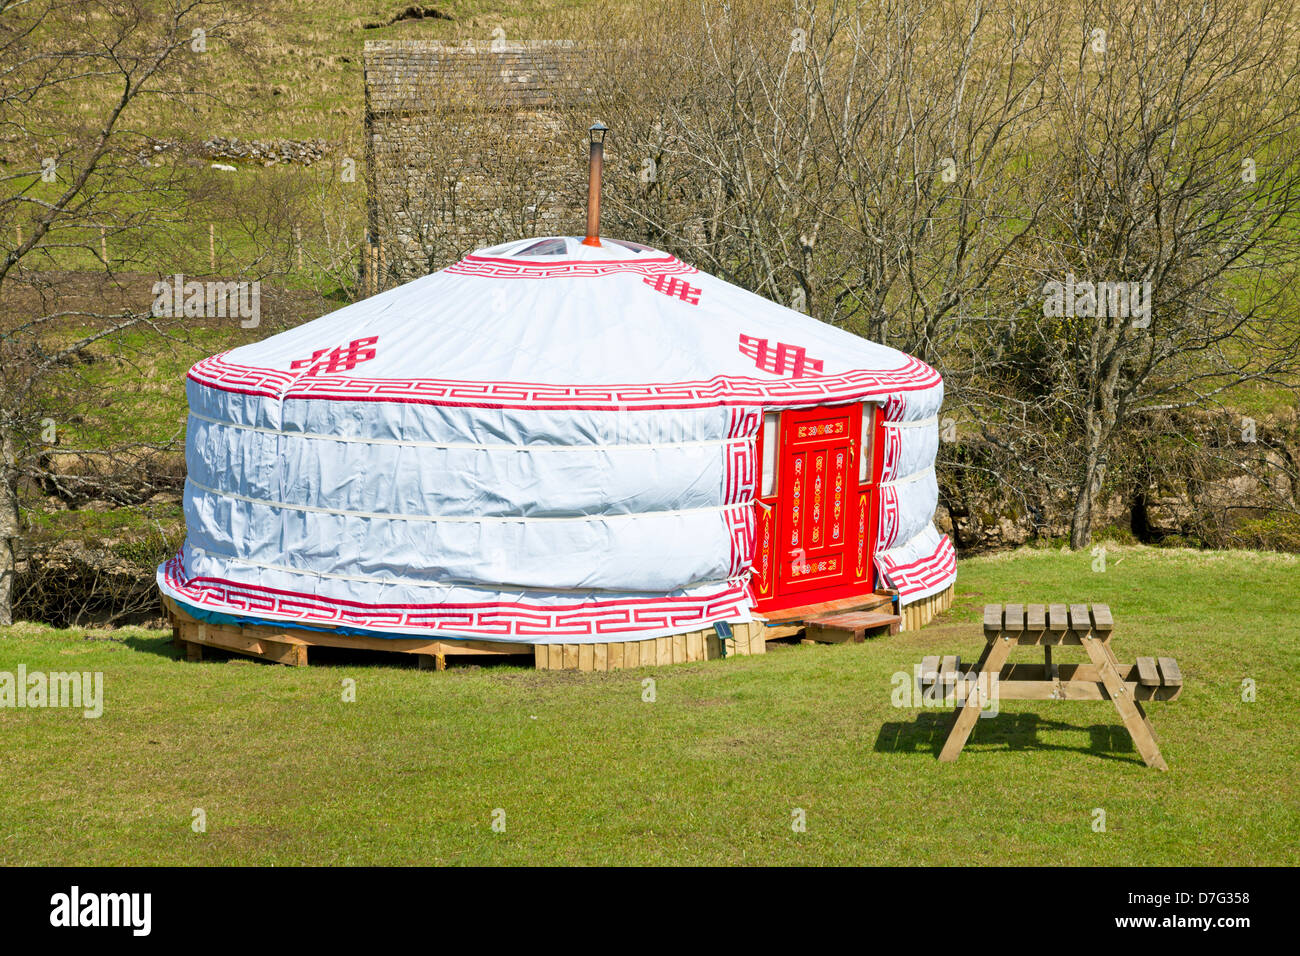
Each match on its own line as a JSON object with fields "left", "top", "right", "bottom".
{"left": 593, "top": 0, "right": 1300, "bottom": 549}
{"left": 0, "top": 0, "right": 261, "bottom": 624}
{"left": 1000, "top": 0, "right": 1300, "bottom": 544}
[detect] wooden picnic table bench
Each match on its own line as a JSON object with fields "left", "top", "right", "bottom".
{"left": 916, "top": 603, "right": 1182, "bottom": 770}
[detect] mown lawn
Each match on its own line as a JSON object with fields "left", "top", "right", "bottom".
{"left": 0, "top": 544, "right": 1296, "bottom": 866}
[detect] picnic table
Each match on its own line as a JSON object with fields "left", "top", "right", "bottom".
{"left": 917, "top": 603, "right": 1182, "bottom": 770}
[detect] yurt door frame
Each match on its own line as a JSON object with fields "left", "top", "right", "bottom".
{"left": 751, "top": 401, "right": 884, "bottom": 612}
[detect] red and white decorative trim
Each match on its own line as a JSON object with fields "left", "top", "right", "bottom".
{"left": 876, "top": 484, "right": 901, "bottom": 551}
{"left": 720, "top": 408, "right": 759, "bottom": 583}
{"left": 878, "top": 535, "right": 957, "bottom": 599}
{"left": 725, "top": 506, "right": 754, "bottom": 579}
{"left": 737, "top": 334, "right": 824, "bottom": 378}
{"left": 188, "top": 355, "right": 296, "bottom": 399}
{"left": 723, "top": 438, "right": 755, "bottom": 506}
{"left": 726, "top": 406, "right": 760, "bottom": 440}
{"left": 723, "top": 407, "right": 759, "bottom": 506}
{"left": 880, "top": 425, "right": 903, "bottom": 483}
{"left": 881, "top": 393, "right": 906, "bottom": 423}
{"left": 161, "top": 552, "right": 751, "bottom": 641}
{"left": 187, "top": 353, "right": 942, "bottom": 412}
{"left": 444, "top": 254, "right": 697, "bottom": 280}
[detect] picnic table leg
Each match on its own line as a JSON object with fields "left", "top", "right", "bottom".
{"left": 1097, "top": 639, "right": 1161, "bottom": 741}
{"left": 938, "top": 636, "right": 1011, "bottom": 763}
{"left": 967, "top": 637, "right": 997, "bottom": 675}
{"left": 1080, "top": 634, "right": 1168, "bottom": 771}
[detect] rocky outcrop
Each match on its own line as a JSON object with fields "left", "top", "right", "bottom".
{"left": 14, "top": 533, "right": 173, "bottom": 628}
{"left": 938, "top": 408, "right": 1300, "bottom": 553}
{"left": 364, "top": 5, "right": 455, "bottom": 29}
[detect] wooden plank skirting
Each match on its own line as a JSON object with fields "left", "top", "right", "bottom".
{"left": 531, "top": 622, "right": 766, "bottom": 671}
{"left": 897, "top": 584, "right": 954, "bottom": 632}
{"left": 163, "top": 596, "right": 766, "bottom": 672}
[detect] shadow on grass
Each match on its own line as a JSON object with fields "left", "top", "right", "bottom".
{"left": 120, "top": 632, "right": 533, "bottom": 672}
{"left": 121, "top": 633, "right": 181, "bottom": 660}
{"left": 875, "top": 711, "right": 1140, "bottom": 765}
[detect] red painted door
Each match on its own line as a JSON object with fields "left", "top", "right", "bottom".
{"left": 775, "top": 404, "right": 860, "bottom": 599}
{"left": 751, "top": 402, "right": 882, "bottom": 612}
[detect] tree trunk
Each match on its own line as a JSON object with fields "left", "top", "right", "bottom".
{"left": 1070, "top": 422, "right": 1105, "bottom": 550}
{"left": 1069, "top": 475, "right": 1094, "bottom": 550}
{"left": 0, "top": 427, "right": 18, "bottom": 627}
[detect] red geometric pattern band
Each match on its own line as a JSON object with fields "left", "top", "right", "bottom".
{"left": 161, "top": 552, "right": 750, "bottom": 640}
{"left": 878, "top": 534, "right": 957, "bottom": 598}
{"left": 188, "top": 352, "right": 942, "bottom": 412}
{"left": 443, "top": 254, "right": 698, "bottom": 280}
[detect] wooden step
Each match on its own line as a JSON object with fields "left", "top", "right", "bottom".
{"left": 804, "top": 610, "right": 903, "bottom": 643}
{"left": 754, "top": 591, "right": 896, "bottom": 627}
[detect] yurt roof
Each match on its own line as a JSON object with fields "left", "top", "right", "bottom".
{"left": 190, "top": 236, "right": 941, "bottom": 411}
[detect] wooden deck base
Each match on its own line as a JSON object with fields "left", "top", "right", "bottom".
{"left": 898, "top": 584, "right": 953, "bottom": 632}
{"left": 165, "top": 596, "right": 533, "bottom": 670}
{"left": 531, "top": 621, "right": 767, "bottom": 671}
{"left": 164, "top": 596, "right": 766, "bottom": 673}
{"left": 164, "top": 584, "right": 954, "bottom": 673}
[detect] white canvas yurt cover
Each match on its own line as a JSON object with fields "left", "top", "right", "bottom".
{"left": 158, "top": 236, "right": 954, "bottom": 643}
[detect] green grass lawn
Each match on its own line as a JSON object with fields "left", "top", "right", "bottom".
{"left": 0, "top": 544, "right": 1296, "bottom": 865}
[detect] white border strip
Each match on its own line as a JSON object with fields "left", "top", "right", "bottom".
{"left": 881, "top": 414, "right": 938, "bottom": 430}
{"left": 187, "top": 478, "right": 741, "bottom": 524}
{"left": 882, "top": 524, "right": 940, "bottom": 557}
{"left": 188, "top": 410, "right": 740, "bottom": 452}
{"left": 878, "top": 464, "right": 935, "bottom": 489}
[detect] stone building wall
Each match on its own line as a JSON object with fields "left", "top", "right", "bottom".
{"left": 362, "top": 39, "right": 596, "bottom": 288}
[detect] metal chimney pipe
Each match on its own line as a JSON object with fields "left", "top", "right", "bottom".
{"left": 583, "top": 122, "right": 608, "bottom": 247}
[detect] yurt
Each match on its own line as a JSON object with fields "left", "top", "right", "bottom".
{"left": 159, "top": 133, "right": 954, "bottom": 670}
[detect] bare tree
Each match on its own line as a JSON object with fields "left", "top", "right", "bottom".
{"left": 0, "top": 0, "right": 254, "bottom": 624}
{"left": 832, "top": 0, "right": 1053, "bottom": 363}
{"left": 605, "top": 0, "right": 1300, "bottom": 550}
{"left": 989, "top": 0, "right": 1300, "bottom": 547}
{"left": 604, "top": 0, "right": 1051, "bottom": 348}
{"left": 600, "top": 1, "right": 857, "bottom": 317}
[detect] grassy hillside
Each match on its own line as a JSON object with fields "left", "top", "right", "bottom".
{"left": 1, "top": 544, "right": 1295, "bottom": 865}
{"left": 148, "top": 1, "right": 608, "bottom": 142}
